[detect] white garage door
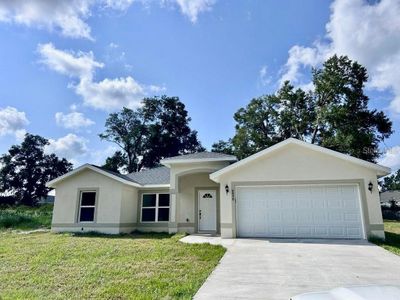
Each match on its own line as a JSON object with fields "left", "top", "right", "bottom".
{"left": 236, "top": 184, "right": 364, "bottom": 239}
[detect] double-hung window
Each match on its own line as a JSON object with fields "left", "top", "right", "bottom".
{"left": 78, "top": 191, "right": 96, "bottom": 222}
{"left": 141, "top": 193, "right": 170, "bottom": 222}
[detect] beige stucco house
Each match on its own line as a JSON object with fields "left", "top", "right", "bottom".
{"left": 47, "top": 138, "right": 390, "bottom": 240}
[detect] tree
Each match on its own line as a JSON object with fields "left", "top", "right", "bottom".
{"left": 0, "top": 134, "right": 73, "bottom": 206}
{"left": 102, "top": 151, "right": 126, "bottom": 173}
{"left": 380, "top": 170, "right": 400, "bottom": 192}
{"left": 100, "top": 96, "right": 204, "bottom": 173}
{"left": 211, "top": 139, "right": 234, "bottom": 155}
{"left": 215, "top": 55, "right": 392, "bottom": 161}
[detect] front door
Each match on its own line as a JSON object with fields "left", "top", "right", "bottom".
{"left": 198, "top": 190, "right": 217, "bottom": 232}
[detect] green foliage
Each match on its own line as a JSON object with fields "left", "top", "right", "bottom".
{"left": 211, "top": 139, "right": 235, "bottom": 155}
{"left": 0, "top": 134, "right": 73, "bottom": 206}
{"left": 372, "top": 221, "right": 400, "bottom": 256}
{"left": 0, "top": 232, "right": 226, "bottom": 299}
{"left": 100, "top": 96, "right": 204, "bottom": 173}
{"left": 102, "top": 150, "right": 126, "bottom": 172}
{"left": 0, "top": 204, "right": 53, "bottom": 229}
{"left": 214, "top": 55, "right": 393, "bottom": 161}
{"left": 380, "top": 169, "right": 400, "bottom": 192}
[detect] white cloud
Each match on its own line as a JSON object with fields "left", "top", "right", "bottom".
{"left": 55, "top": 111, "right": 95, "bottom": 130}
{"left": 379, "top": 146, "right": 400, "bottom": 171}
{"left": 37, "top": 43, "right": 103, "bottom": 79}
{"left": 45, "top": 134, "right": 88, "bottom": 162}
{"left": 0, "top": 106, "right": 29, "bottom": 140}
{"left": 258, "top": 65, "right": 271, "bottom": 86}
{"left": 171, "top": 0, "right": 215, "bottom": 23}
{"left": 38, "top": 43, "right": 162, "bottom": 111}
{"left": 279, "top": 0, "right": 400, "bottom": 113}
{"left": 0, "top": 0, "right": 94, "bottom": 40}
{"left": 0, "top": 0, "right": 214, "bottom": 40}
{"left": 76, "top": 77, "right": 147, "bottom": 110}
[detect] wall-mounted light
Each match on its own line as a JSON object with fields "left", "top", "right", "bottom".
{"left": 368, "top": 181, "right": 373, "bottom": 193}
{"left": 225, "top": 184, "right": 229, "bottom": 194}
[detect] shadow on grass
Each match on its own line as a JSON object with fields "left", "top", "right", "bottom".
{"left": 68, "top": 230, "right": 183, "bottom": 241}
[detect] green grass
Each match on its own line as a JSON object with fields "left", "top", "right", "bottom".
{"left": 0, "top": 204, "right": 53, "bottom": 230}
{"left": 372, "top": 220, "right": 400, "bottom": 256}
{"left": 0, "top": 231, "right": 226, "bottom": 299}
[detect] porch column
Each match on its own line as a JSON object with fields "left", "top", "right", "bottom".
{"left": 168, "top": 175, "right": 178, "bottom": 233}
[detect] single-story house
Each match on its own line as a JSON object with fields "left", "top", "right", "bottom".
{"left": 380, "top": 190, "right": 400, "bottom": 208}
{"left": 47, "top": 138, "right": 390, "bottom": 240}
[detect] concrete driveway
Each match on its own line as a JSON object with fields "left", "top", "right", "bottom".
{"left": 181, "top": 236, "right": 400, "bottom": 300}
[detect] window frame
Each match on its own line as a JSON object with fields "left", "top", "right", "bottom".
{"left": 140, "top": 193, "right": 170, "bottom": 223}
{"left": 77, "top": 190, "right": 97, "bottom": 223}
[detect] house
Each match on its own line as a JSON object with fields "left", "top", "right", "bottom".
{"left": 380, "top": 190, "right": 400, "bottom": 208}
{"left": 38, "top": 189, "right": 56, "bottom": 204}
{"left": 47, "top": 138, "right": 390, "bottom": 240}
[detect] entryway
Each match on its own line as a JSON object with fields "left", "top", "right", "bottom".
{"left": 198, "top": 190, "right": 217, "bottom": 232}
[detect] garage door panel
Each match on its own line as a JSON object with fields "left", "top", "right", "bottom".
{"left": 236, "top": 184, "right": 364, "bottom": 239}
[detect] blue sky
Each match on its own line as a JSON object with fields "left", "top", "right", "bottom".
{"left": 0, "top": 0, "right": 399, "bottom": 169}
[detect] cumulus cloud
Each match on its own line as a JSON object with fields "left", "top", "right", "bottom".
{"left": 0, "top": 0, "right": 215, "bottom": 40}
{"left": 172, "top": 0, "right": 215, "bottom": 23}
{"left": 379, "top": 146, "right": 400, "bottom": 171}
{"left": 45, "top": 133, "right": 88, "bottom": 162}
{"left": 0, "top": 0, "right": 94, "bottom": 39}
{"left": 55, "top": 111, "right": 95, "bottom": 130}
{"left": 37, "top": 43, "right": 103, "bottom": 79}
{"left": 279, "top": 0, "right": 400, "bottom": 113}
{"left": 0, "top": 106, "right": 29, "bottom": 140}
{"left": 38, "top": 43, "right": 161, "bottom": 111}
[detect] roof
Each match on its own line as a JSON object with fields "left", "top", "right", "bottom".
{"left": 161, "top": 151, "right": 237, "bottom": 165}
{"left": 126, "top": 166, "right": 170, "bottom": 185}
{"left": 210, "top": 138, "right": 391, "bottom": 181}
{"left": 46, "top": 164, "right": 170, "bottom": 188}
{"left": 380, "top": 190, "right": 400, "bottom": 203}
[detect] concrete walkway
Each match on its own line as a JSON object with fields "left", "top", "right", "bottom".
{"left": 181, "top": 235, "right": 400, "bottom": 300}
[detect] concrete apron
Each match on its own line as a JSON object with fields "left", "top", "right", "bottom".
{"left": 180, "top": 235, "right": 400, "bottom": 300}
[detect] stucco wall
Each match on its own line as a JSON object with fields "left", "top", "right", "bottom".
{"left": 51, "top": 169, "right": 138, "bottom": 234}
{"left": 216, "top": 144, "right": 384, "bottom": 239}
{"left": 178, "top": 173, "right": 219, "bottom": 231}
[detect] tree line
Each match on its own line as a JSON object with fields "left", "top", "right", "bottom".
{"left": 0, "top": 55, "right": 397, "bottom": 206}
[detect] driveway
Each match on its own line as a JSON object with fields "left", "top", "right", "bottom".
{"left": 181, "top": 236, "right": 400, "bottom": 300}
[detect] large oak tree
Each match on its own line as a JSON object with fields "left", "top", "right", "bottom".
{"left": 212, "top": 55, "right": 393, "bottom": 162}
{"left": 0, "top": 134, "right": 73, "bottom": 206}
{"left": 100, "top": 96, "right": 204, "bottom": 173}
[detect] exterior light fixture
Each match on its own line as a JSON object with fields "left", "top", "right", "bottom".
{"left": 225, "top": 184, "right": 229, "bottom": 194}
{"left": 368, "top": 181, "right": 373, "bottom": 193}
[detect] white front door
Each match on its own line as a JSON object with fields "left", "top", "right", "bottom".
{"left": 198, "top": 190, "right": 217, "bottom": 231}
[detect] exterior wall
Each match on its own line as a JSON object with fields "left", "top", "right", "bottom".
{"left": 216, "top": 144, "right": 385, "bottom": 240}
{"left": 168, "top": 161, "right": 229, "bottom": 234}
{"left": 178, "top": 173, "right": 219, "bottom": 233}
{"left": 51, "top": 169, "right": 138, "bottom": 234}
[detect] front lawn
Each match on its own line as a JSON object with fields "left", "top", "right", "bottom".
{"left": 372, "top": 220, "right": 400, "bottom": 256}
{"left": 0, "top": 232, "right": 226, "bottom": 299}
{"left": 0, "top": 204, "right": 53, "bottom": 230}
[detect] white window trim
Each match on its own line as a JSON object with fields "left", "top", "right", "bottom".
{"left": 141, "top": 193, "right": 170, "bottom": 223}
{"left": 78, "top": 190, "right": 97, "bottom": 223}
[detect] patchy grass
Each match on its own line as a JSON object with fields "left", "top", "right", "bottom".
{"left": 0, "top": 204, "right": 53, "bottom": 230}
{"left": 372, "top": 220, "right": 400, "bottom": 256}
{"left": 0, "top": 232, "right": 226, "bottom": 299}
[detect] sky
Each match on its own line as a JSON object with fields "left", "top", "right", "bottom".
{"left": 0, "top": 0, "right": 400, "bottom": 170}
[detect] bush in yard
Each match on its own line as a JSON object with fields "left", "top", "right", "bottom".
{"left": 0, "top": 204, "right": 53, "bottom": 230}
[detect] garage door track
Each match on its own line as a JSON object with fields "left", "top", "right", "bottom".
{"left": 181, "top": 236, "right": 400, "bottom": 300}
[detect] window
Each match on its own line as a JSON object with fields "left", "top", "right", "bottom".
{"left": 141, "top": 193, "right": 170, "bottom": 222}
{"left": 79, "top": 191, "right": 96, "bottom": 222}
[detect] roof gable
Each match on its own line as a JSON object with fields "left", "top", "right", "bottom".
{"left": 210, "top": 138, "right": 391, "bottom": 181}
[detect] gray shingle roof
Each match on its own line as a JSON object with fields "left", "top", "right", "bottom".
{"left": 380, "top": 190, "right": 400, "bottom": 203}
{"left": 126, "top": 166, "right": 170, "bottom": 185}
{"left": 161, "top": 151, "right": 237, "bottom": 162}
{"left": 90, "top": 165, "right": 140, "bottom": 183}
